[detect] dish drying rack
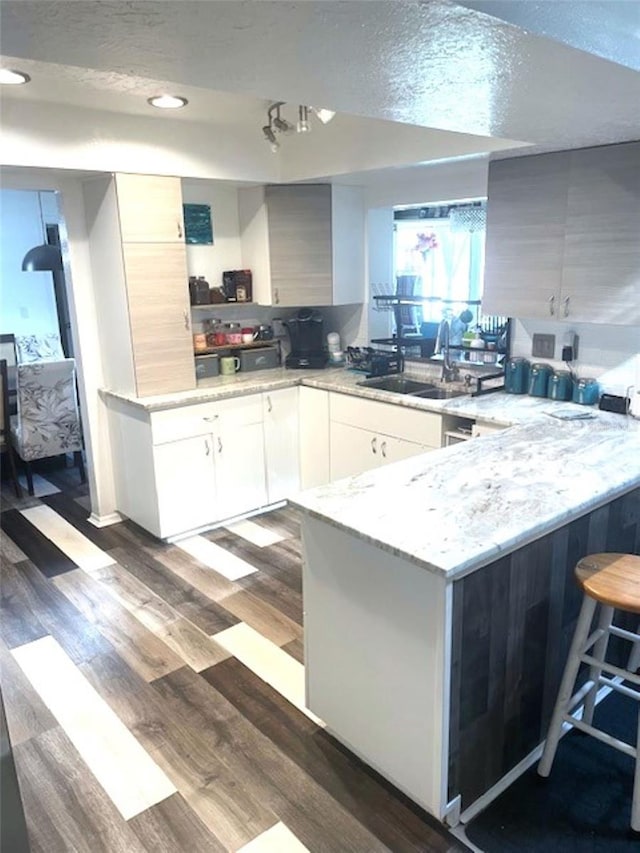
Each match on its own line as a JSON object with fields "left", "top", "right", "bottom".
{"left": 346, "top": 347, "right": 404, "bottom": 378}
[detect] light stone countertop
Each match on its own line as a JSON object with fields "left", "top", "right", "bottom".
{"left": 290, "top": 410, "right": 640, "bottom": 581}
{"left": 102, "top": 365, "right": 568, "bottom": 425}
{"left": 102, "top": 367, "right": 640, "bottom": 579}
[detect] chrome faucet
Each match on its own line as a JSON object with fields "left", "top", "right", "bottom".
{"left": 436, "top": 319, "right": 460, "bottom": 383}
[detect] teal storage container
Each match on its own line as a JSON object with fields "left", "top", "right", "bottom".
{"left": 548, "top": 370, "right": 573, "bottom": 401}
{"left": 528, "top": 363, "right": 553, "bottom": 397}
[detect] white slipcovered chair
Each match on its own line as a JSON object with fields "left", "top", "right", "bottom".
{"left": 14, "top": 333, "right": 65, "bottom": 364}
{"left": 10, "top": 358, "right": 85, "bottom": 495}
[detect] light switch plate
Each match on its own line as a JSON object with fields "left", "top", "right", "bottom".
{"left": 532, "top": 333, "right": 555, "bottom": 359}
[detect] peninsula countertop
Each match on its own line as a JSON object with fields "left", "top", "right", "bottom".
{"left": 289, "top": 409, "right": 640, "bottom": 580}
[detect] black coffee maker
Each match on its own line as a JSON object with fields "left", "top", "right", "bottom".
{"left": 284, "top": 309, "right": 328, "bottom": 369}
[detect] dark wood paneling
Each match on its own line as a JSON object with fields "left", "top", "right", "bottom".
{"left": 449, "top": 488, "right": 640, "bottom": 809}
{"left": 0, "top": 510, "right": 76, "bottom": 577}
{"left": 0, "top": 556, "right": 49, "bottom": 649}
{"left": 1, "top": 688, "right": 31, "bottom": 853}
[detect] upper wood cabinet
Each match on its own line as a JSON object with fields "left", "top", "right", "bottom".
{"left": 83, "top": 173, "right": 195, "bottom": 398}
{"left": 238, "top": 183, "right": 365, "bottom": 307}
{"left": 482, "top": 141, "right": 640, "bottom": 325}
{"left": 114, "top": 174, "right": 186, "bottom": 243}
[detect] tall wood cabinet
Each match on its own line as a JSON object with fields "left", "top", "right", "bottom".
{"left": 482, "top": 141, "right": 640, "bottom": 325}
{"left": 84, "top": 173, "right": 195, "bottom": 398}
{"left": 238, "top": 183, "right": 365, "bottom": 307}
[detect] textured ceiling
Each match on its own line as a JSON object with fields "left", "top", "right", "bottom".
{"left": 1, "top": 0, "right": 639, "bottom": 153}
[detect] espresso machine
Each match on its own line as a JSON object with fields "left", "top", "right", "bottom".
{"left": 284, "top": 309, "right": 328, "bottom": 369}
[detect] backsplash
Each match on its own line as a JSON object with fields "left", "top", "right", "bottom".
{"left": 512, "top": 319, "right": 640, "bottom": 395}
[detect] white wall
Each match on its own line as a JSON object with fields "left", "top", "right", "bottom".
{"left": 512, "top": 318, "right": 640, "bottom": 396}
{"left": 0, "top": 189, "right": 60, "bottom": 336}
{"left": 181, "top": 180, "right": 243, "bottom": 290}
{"left": 2, "top": 99, "right": 279, "bottom": 183}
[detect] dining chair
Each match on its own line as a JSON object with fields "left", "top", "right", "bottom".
{"left": 10, "top": 358, "right": 85, "bottom": 495}
{"left": 0, "top": 359, "right": 21, "bottom": 497}
{"left": 0, "top": 334, "right": 17, "bottom": 411}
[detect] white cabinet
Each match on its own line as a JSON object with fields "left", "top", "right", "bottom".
{"left": 211, "top": 395, "right": 267, "bottom": 520}
{"left": 153, "top": 436, "right": 217, "bottom": 538}
{"left": 299, "top": 386, "right": 330, "bottom": 489}
{"left": 483, "top": 141, "right": 640, "bottom": 325}
{"left": 329, "top": 393, "right": 441, "bottom": 481}
{"left": 263, "top": 387, "right": 300, "bottom": 503}
{"left": 238, "top": 184, "right": 365, "bottom": 307}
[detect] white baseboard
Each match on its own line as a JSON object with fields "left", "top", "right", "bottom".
{"left": 88, "top": 511, "right": 123, "bottom": 528}
{"left": 165, "top": 501, "right": 287, "bottom": 543}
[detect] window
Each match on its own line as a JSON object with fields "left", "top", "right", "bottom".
{"left": 394, "top": 203, "right": 486, "bottom": 324}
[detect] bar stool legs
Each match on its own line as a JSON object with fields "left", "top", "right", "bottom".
{"left": 538, "top": 595, "right": 596, "bottom": 777}
{"left": 539, "top": 592, "right": 640, "bottom": 831}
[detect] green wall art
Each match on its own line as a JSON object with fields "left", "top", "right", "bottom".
{"left": 183, "top": 204, "right": 214, "bottom": 244}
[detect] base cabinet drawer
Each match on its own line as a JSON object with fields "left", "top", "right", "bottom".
{"left": 330, "top": 393, "right": 442, "bottom": 447}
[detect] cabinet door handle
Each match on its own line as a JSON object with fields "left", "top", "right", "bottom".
{"left": 183, "top": 310, "right": 189, "bottom": 330}
{"left": 217, "top": 436, "right": 223, "bottom": 454}
{"left": 563, "top": 296, "right": 570, "bottom": 317}
{"left": 371, "top": 437, "right": 377, "bottom": 454}
{"left": 274, "top": 288, "right": 279, "bottom": 305}
{"left": 381, "top": 441, "right": 387, "bottom": 458}
{"left": 203, "top": 415, "right": 218, "bottom": 422}
{"left": 267, "top": 396, "right": 272, "bottom": 413}
{"left": 548, "top": 296, "right": 555, "bottom": 316}
{"left": 177, "top": 218, "right": 183, "bottom": 239}
{"left": 204, "top": 439, "right": 210, "bottom": 456}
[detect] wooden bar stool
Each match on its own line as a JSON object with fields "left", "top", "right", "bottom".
{"left": 538, "top": 553, "right": 640, "bottom": 830}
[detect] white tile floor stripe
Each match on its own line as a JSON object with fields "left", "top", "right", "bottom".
{"left": 20, "top": 505, "right": 115, "bottom": 573}
{"left": 237, "top": 821, "right": 310, "bottom": 853}
{"left": 11, "top": 636, "right": 176, "bottom": 819}
{"left": 17, "top": 474, "right": 60, "bottom": 497}
{"left": 213, "top": 623, "right": 324, "bottom": 727}
{"left": 177, "top": 535, "right": 258, "bottom": 581}
{"left": 224, "top": 519, "right": 285, "bottom": 548}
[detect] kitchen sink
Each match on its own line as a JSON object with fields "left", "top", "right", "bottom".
{"left": 357, "top": 375, "right": 438, "bottom": 394}
{"left": 413, "top": 387, "right": 466, "bottom": 400}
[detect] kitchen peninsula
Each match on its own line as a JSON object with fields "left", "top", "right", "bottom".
{"left": 289, "top": 396, "right": 640, "bottom": 825}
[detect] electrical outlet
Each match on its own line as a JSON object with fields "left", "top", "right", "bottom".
{"left": 532, "top": 333, "right": 555, "bottom": 359}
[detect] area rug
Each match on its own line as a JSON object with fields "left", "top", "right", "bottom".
{"left": 465, "top": 688, "right": 639, "bottom": 852}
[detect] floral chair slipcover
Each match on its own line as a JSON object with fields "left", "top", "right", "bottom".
{"left": 10, "top": 358, "right": 83, "bottom": 463}
{"left": 15, "top": 333, "right": 64, "bottom": 364}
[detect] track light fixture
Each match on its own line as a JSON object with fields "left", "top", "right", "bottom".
{"left": 261, "top": 101, "right": 335, "bottom": 151}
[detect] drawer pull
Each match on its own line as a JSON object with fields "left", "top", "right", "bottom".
{"left": 204, "top": 439, "right": 210, "bottom": 456}
{"left": 563, "top": 296, "right": 570, "bottom": 317}
{"left": 548, "top": 295, "right": 555, "bottom": 316}
{"left": 203, "top": 415, "right": 218, "bottom": 422}
{"left": 267, "top": 396, "right": 273, "bottom": 413}
{"left": 177, "top": 218, "right": 183, "bottom": 239}
{"left": 381, "top": 441, "right": 387, "bottom": 458}
{"left": 183, "top": 310, "right": 189, "bottom": 330}
{"left": 371, "top": 437, "right": 377, "bottom": 454}
{"left": 217, "top": 436, "right": 223, "bottom": 454}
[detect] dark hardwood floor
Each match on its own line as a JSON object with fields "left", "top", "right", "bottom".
{"left": 0, "top": 461, "right": 468, "bottom": 853}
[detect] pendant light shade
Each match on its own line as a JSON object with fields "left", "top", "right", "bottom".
{"left": 22, "top": 243, "right": 63, "bottom": 271}
{"left": 22, "top": 190, "right": 63, "bottom": 271}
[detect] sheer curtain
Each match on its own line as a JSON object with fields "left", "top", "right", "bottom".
{"left": 395, "top": 219, "right": 485, "bottom": 323}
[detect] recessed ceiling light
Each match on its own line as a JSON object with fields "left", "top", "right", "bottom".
{"left": 0, "top": 69, "right": 31, "bottom": 85}
{"left": 147, "top": 95, "right": 188, "bottom": 110}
